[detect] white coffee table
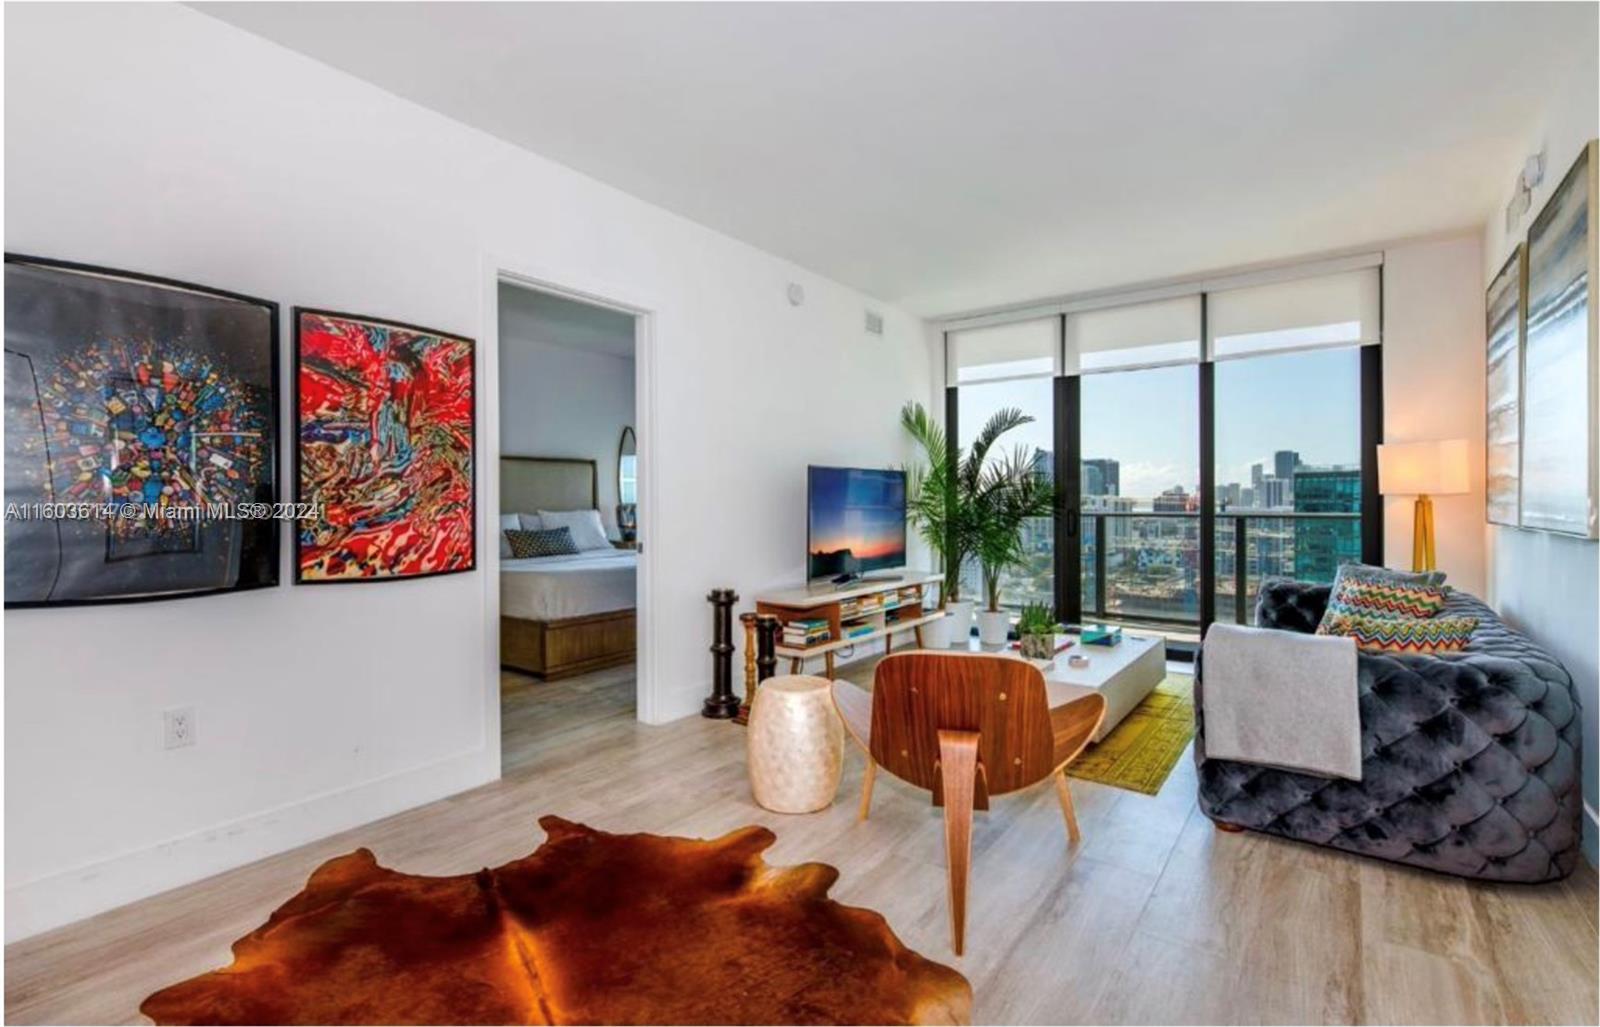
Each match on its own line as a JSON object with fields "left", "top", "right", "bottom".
{"left": 968, "top": 632, "right": 1167, "bottom": 742}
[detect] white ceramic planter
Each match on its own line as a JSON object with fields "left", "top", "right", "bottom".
{"left": 919, "top": 612, "right": 953, "bottom": 650}
{"left": 977, "top": 610, "right": 1011, "bottom": 647}
{"left": 943, "top": 600, "right": 975, "bottom": 646}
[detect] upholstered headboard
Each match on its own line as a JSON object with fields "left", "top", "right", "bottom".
{"left": 500, "top": 456, "right": 598, "bottom": 514}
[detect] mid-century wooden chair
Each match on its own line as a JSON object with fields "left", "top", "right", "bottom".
{"left": 831, "top": 651, "right": 1106, "bottom": 955}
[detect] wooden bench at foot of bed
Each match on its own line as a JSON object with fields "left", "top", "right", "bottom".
{"left": 502, "top": 610, "right": 636, "bottom": 680}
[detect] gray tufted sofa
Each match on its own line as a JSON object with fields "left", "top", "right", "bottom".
{"left": 1194, "top": 578, "right": 1583, "bottom": 882}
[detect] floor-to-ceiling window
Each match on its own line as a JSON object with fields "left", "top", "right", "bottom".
{"left": 1207, "top": 267, "right": 1379, "bottom": 624}
{"left": 1212, "top": 347, "right": 1362, "bottom": 623}
{"left": 1080, "top": 364, "right": 1199, "bottom": 625}
{"left": 945, "top": 260, "right": 1381, "bottom": 643}
{"left": 947, "top": 319, "right": 1058, "bottom": 611}
{"left": 1065, "top": 294, "right": 1204, "bottom": 630}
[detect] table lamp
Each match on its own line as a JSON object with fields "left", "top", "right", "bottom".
{"left": 1377, "top": 439, "right": 1470, "bottom": 573}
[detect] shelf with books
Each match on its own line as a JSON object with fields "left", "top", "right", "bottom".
{"left": 753, "top": 572, "right": 946, "bottom": 679}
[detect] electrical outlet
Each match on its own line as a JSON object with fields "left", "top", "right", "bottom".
{"left": 163, "top": 706, "right": 196, "bottom": 750}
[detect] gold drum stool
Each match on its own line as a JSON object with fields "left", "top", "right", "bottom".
{"left": 747, "top": 675, "right": 843, "bottom": 813}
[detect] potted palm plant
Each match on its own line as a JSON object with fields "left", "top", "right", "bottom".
{"left": 971, "top": 439, "right": 1058, "bottom": 646}
{"left": 903, "top": 401, "right": 1055, "bottom": 648}
{"left": 901, "top": 402, "right": 962, "bottom": 648}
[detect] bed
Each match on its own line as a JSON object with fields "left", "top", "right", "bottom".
{"left": 500, "top": 456, "right": 636, "bottom": 679}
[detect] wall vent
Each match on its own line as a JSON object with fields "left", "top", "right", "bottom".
{"left": 864, "top": 310, "right": 884, "bottom": 335}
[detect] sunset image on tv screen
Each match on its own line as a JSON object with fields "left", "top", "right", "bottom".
{"left": 808, "top": 467, "right": 906, "bottom": 578}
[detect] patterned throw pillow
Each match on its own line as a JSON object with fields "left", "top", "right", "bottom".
{"left": 1334, "top": 561, "right": 1447, "bottom": 589}
{"left": 1325, "top": 571, "right": 1448, "bottom": 620}
{"left": 1316, "top": 611, "right": 1478, "bottom": 653}
{"left": 506, "top": 527, "right": 579, "bottom": 559}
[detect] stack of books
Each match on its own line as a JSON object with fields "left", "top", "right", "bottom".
{"left": 1081, "top": 624, "right": 1123, "bottom": 646}
{"left": 782, "top": 618, "right": 831, "bottom": 648}
{"left": 844, "top": 622, "right": 876, "bottom": 641}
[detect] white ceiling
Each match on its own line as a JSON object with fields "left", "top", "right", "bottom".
{"left": 198, "top": 2, "right": 1596, "bottom": 319}
{"left": 499, "top": 282, "right": 636, "bottom": 358}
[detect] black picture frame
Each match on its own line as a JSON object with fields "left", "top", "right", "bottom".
{"left": 3, "top": 252, "right": 282, "bottom": 609}
{"left": 292, "top": 306, "right": 477, "bottom": 585}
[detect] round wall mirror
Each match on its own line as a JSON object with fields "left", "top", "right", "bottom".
{"left": 616, "top": 426, "right": 637, "bottom": 541}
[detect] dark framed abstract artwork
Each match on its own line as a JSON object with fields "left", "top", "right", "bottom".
{"left": 1521, "top": 140, "right": 1598, "bottom": 538}
{"left": 3, "top": 254, "right": 280, "bottom": 607}
{"left": 1484, "top": 245, "right": 1523, "bottom": 527}
{"left": 294, "top": 308, "right": 476, "bottom": 582}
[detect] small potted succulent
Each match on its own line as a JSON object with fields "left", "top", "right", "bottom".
{"left": 1016, "top": 602, "right": 1060, "bottom": 661}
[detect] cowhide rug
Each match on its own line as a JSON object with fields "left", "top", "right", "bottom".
{"left": 141, "top": 816, "right": 971, "bottom": 1025}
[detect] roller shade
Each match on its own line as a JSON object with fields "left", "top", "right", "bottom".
{"left": 946, "top": 317, "right": 1060, "bottom": 384}
{"left": 1064, "top": 294, "right": 1201, "bottom": 373}
{"left": 1207, "top": 268, "right": 1380, "bottom": 359}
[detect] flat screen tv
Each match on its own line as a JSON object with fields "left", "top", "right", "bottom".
{"left": 807, "top": 466, "right": 907, "bottom": 582}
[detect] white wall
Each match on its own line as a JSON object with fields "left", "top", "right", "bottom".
{"left": 1380, "top": 234, "right": 1488, "bottom": 597}
{"left": 498, "top": 305, "right": 636, "bottom": 538}
{"left": 1479, "top": 48, "right": 1599, "bottom": 863}
{"left": 3, "top": 3, "right": 932, "bottom": 940}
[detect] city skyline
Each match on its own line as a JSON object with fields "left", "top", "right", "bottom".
{"left": 958, "top": 346, "right": 1360, "bottom": 500}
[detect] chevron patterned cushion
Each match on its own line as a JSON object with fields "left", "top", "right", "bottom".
{"left": 1325, "top": 572, "right": 1449, "bottom": 620}
{"left": 506, "top": 526, "right": 579, "bottom": 558}
{"left": 1317, "top": 610, "right": 1477, "bottom": 653}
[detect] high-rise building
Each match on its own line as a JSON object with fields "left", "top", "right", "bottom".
{"left": 1082, "top": 463, "right": 1104, "bottom": 499}
{"left": 1030, "top": 448, "right": 1054, "bottom": 482}
{"left": 1239, "top": 485, "right": 1256, "bottom": 508}
{"left": 1274, "top": 450, "right": 1301, "bottom": 480}
{"left": 1250, "top": 463, "right": 1264, "bottom": 490}
{"left": 1220, "top": 482, "right": 1241, "bottom": 509}
{"left": 1153, "top": 485, "right": 1192, "bottom": 513}
{"left": 1082, "top": 458, "right": 1120, "bottom": 497}
{"left": 1293, "top": 466, "right": 1361, "bottom": 580}
{"left": 1262, "top": 476, "right": 1289, "bottom": 509}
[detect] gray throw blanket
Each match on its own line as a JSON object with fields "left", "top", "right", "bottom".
{"left": 1201, "top": 623, "right": 1361, "bottom": 781}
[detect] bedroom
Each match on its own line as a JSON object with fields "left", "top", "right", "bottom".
{"left": 496, "top": 281, "right": 641, "bottom": 768}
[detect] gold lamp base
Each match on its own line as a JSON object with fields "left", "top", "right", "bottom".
{"left": 1411, "top": 493, "right": 1436, "bottom": 573}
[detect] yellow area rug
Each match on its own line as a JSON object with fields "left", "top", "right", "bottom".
{"left": 1067, "top": 674, "right": 1195, "bottom": 796}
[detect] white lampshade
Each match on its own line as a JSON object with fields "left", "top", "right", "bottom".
{"left": 1377, "top": 439, "right": 1471, "bottom": 496}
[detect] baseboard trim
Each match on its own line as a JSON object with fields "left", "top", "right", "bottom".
{"left": 5, "top": 745, "right": 496, "bottom": 944}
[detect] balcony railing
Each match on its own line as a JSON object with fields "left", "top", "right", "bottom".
{"left": 1080, "top": 510, "right": 1361, "bottom": 628}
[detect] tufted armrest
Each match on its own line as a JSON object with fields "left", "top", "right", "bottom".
{"left": 1253, "top": 577, "right": 1331, "bottom": 634}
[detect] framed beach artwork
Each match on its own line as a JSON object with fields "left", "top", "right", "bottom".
{"left": 1520, "top": 140, "right": 1598, "bottom": 539}
{"left": 294, "top": 308, "right": 476, "bottom": 582}
{"left": 3, "top": 254, "right": 280, "bottom": 607}
{"left": 1484, "top": 246, "right": 1524, "bottom": 527}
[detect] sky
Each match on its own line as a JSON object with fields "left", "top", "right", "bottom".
{"left": 957, "top": 346, "right": 1361, "bottom": 501}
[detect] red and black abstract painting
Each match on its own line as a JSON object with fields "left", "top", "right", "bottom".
{"left": 295, "top": 309, "right": 474, "bottom": 582}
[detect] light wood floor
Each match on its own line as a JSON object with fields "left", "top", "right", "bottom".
{"left": 7, "top": 661, "right": 1597, "bottom": 1025}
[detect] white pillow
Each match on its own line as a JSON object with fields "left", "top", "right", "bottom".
{"left": 518, "top": 513, "right": 543, "bottom": 531}
{"left": 538, "top": 509, "right": 610, "bottom": 551}
{"left": 498, "top": 513, "right": 520, "bottom": 558}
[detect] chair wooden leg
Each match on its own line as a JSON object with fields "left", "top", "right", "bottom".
{"left": 824, "top": 651, "right": 836, "bottom": 680}
{"left": 1054, "top": 771, "right": 1081, "bottom": 845}
{"left": 937, "top": 729, "right": 979, "bottom": 957}
{"left": 858, "top": 759, "right": 877, "bottom": 820}
{"left": 789, "top": 657, "right": 801, "bottom": 674}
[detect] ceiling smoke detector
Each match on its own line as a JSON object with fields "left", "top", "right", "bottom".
{"left": 864, "top": 310, "right": 884, "bottom": 335}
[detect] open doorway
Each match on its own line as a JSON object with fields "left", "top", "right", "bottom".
{"left": 495, "top": 279, "right": 640, "bottom": 775}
